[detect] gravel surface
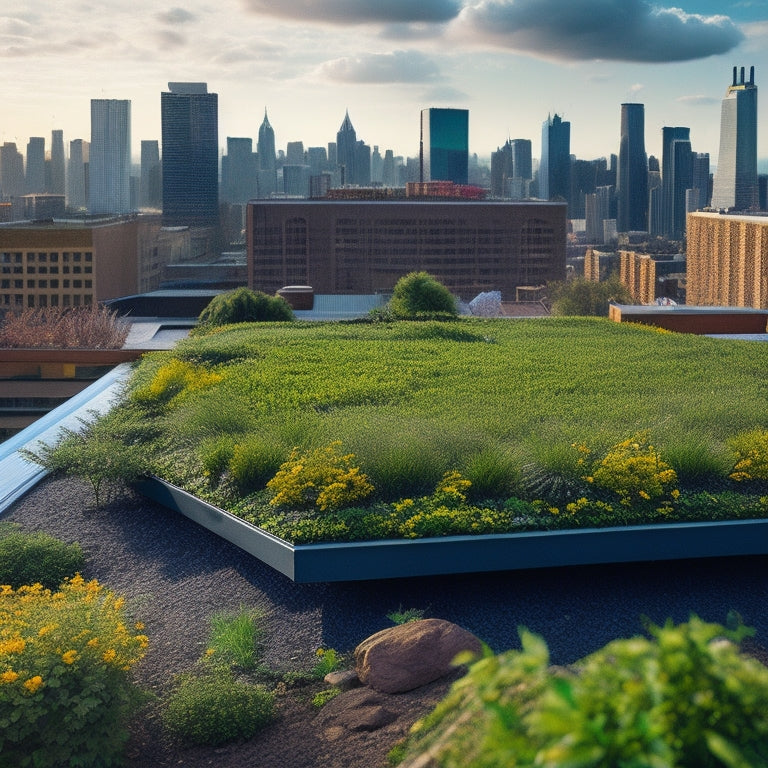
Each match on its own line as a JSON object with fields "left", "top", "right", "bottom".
{"left": 5, "top": 475, "right": 768, "bottom": 766}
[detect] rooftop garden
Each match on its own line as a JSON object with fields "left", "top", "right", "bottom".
{"left": 29, "top": 311, "right": 768, "bottom": 544}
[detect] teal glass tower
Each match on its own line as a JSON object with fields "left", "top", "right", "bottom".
{"left": 161, "top": 82, "right": 218, "bottom": 227}
{"left": 420, "top": 108, "right": 469, "bottom": 185}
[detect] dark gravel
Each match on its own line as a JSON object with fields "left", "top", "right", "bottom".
{"left": 4, "top": 475, "right": 768, "bottom": 766}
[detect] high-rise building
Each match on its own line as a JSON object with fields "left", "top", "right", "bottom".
{"left": 661, "top": 127, "right": 692, "bottom": 240}
{"left": 25, "top": 137, "right": 46, "bottom": 194}
{"left": 336, "top": 111, "right": 359, "bottom": 186}
{"left": 285, "top": 141, "right": 305, "bottom": 166}
{"left": 491, "top": 140, "right": 514, "bottom": 197}
{"left": 382, "top": 149, "right": 396, "bottom": 187}
{"left": 540, "top": 114, "right": 570, "bottom": 203}
{"left": 89, "top": 99, "right": 131, "bottom": 215}
{"left": 140, "top": 140, "right": 162, "bottom": 210}
{"left": 221, "top": 137, "right": 257, "bottom": 205}
{"left": 510, "top": 139, "right": 532, "bottom": 185}
{"left": 0, "top": 143, "right": 25, "bottom": 198}
{"left": 691, "top": 153, "right": 711, "bottom": 211}
{"left": 371, "top": 146, "right": 383, "bottom": 185}
{"left": 420, "top": 108, "right": 469, "bottom": 186}
{"left": 67, "top": 139, "right": 88, "bottom": 211}
{"left": 711, "top": 66, "right": 758, "bottom": 211}
{"left": 49, "top": 130, "right": 65, "bottom": 196}
{"left": 617, "top": 103, "right": 648, "bottom": 232}
{"left": 161, "top": 82, "right": 218, "bottom": 227}
{"left": 257, "top": 109, "right": 277, "bottom": 198}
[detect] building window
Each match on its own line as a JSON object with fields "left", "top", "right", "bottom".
{"left": 38, "top": 294, "right": 47, "bottom": 307}
{"left": 63, "top": 280, "right": 70, "bottom": 288}
{"left": 50, "top": 294, "right": 59, "bottom": 306}
{"left": 37, "top": 253, "right": 47, "bottom": 262}
{"left": 73, "top": 294, "right": 81, "bottom": 306}
{"left": 84, "top": 280, "right": 92, "bottom": 289}
{"left": 50, "top": 280, "right": 59, "bottom": 288}
{"left": 50, "top": 253, "right": 58, "bottom": 262}
{"left": 50, "top": 266, "right": 58, "bottom": 274}
{"left": 73, "top": 253, "right": 81, "bottom": 262}
{"left": 85, "top": 252, "right": 92, "bottom": 262}
{"left": 38, "top": 280, "right": 47, "bottom": 288}
{"left": 27, "top": 280, "right": 35, "bottom": 289}
{"left": 0, "top": 280, "right": 8, "bottom": 289}
{"left": 73, "top": 266, "right": 81, "bottom": 274}
{"left": 27, "top": 295, "right": 34, "bottom": 307}
{"left": 14, "top": 280, "right": 22, "bottom": 289}
{"left": 27, "top": 266, "right": 35, "bottom": 274}
{"left": 62, "top": 295, "right": 70, "bottom": 306}
{"left": 73, "top": 280, "right": 82, "bottom": 288}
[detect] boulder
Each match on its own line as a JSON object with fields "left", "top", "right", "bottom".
{"left": 354, "top": 619, "right": 482, "bottom": 694}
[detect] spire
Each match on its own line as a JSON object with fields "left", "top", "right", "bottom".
{"left": 339, "top": 109, "right": 354, "bottom": 133}
{"left": 261, "top": 108, "right": 271, "bottom": 129}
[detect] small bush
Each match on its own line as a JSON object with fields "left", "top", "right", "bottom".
{"left": 312, "top": 686, "right": 341, "bottom": 708}
{"left": 388, "top": 271, "right": 457, "bottom": 318}
{"left": 728, "top": 428, "right": 768, "bottom": 482}
{"left": 267, "top": 441, "right": 374, "bottom": 512}
{"left": 0, "top": 524, "right": 84, "bottom": 590}
{"left": 229, "top": 438, "right": 286, "bottom": 493}
{"left": 197, "top": 287, "right": 294, "bottom": 327}
{"left": 395, "top": 618, "right": 768, "bottom": 768}
{"left": 206, "top": 608, "right": 265, "bottom": 671}
{"left": 387, "top": 606, "right": 426, "bottom": 625}
{"left": 0, "top": 576, "right": 148, "bottom": 768}
{"left": 463, "top": 446, "right": 522, "bottom": 500}
{"left": 162, "top": 669, "right": 275, "bottom": 747}
{"left": 311, "top": 648, "right": 344, "bottom": 679}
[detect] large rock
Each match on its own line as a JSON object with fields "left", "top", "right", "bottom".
{"left": 354, "top": 618, "right": 482, "bottom": 694}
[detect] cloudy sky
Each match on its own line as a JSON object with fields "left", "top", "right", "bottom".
{"left": 1, "top": 0, "right": 767, "bottom": 167}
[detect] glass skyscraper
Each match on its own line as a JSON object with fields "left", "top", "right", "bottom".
{"left": 711, "top": 66, "right": 758, "bottom": 212}
{"left": 161, "top": 82, "right": 218, "bottom": 227}
{"left": 539, "top": 114, "right": 570, "bottom": 202}
{"left": 420, "top": 108, "right": 469, "bottom": 185}
{"left": 617, "top": 103, "right": 648, "bottom": 232}
{"left": 89, "top": 99, "right": 131, "bottom": 215}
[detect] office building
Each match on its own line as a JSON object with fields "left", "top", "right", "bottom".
{"left": 617, "top": 103, "right": 648, "bottom": 232}
{"left": 257, "top": 109, "right": 277, "bottom": 197}
{"left": 221, "top": 137, "right": 257, "bottom": 205}
{"left": 247, "top": 199, "right": 566, "bottom": 298}
{"left": 139, "top": 140, "right": 162, "bottom": 210}
{"left": 25, "top": 137, "right": 46, "bottom": 194}
{"left": 161, "top": 82, "right": 219, "bottom": 227}
{"left": 285, "top": 141, "right": 305, "bottom": 166}
{"left": 711, "top": 66, "right": 758, "bottom": 211}
{"left": 67, "top": 140, "right": 88, "bottom": 212}
{"left": 687, "top": 211, "right": 768, "bottom": 307}
{"left": 491, "top": 140, "right": 514, "bottom": 197}
{"left": 420, "top": 108, "right": 469, "bottom": 186}
{"left": 661, "top": 127, "right": 693, "bottom": 240}
{"left": 49, "top": 130, "right": 65, "bottom": 196}
{"left": 585, "top": 185, "right": 613, "bottom": 244}
{"left": 0, "top": 143, "right": 25, "bottom": 199}
{"left": 540, "top": 114, "right": 570, "bottom": 203}
{"left": 89, "top": 99, "right": 131, "bottom": 215}
{"left": 691, "top": 153, "right": 711, "bottom": 211}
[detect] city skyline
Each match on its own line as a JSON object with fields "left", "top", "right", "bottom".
{"left": 1, "top": 1, "right": 767, "bottom": 167}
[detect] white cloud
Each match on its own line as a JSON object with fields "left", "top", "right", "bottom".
{"left": 243, "top": 0, "right": 462, "bottom": 24}
{"left": 317, "top": 50, "right": 441, "bottom": 84}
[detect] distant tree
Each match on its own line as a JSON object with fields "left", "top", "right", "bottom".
{"left": 197, "top": 288, "right": 294, "bottom": 327}
{"left": 389, "top": 271, "right": 457, "bottom": 319}
{"left": 549, "top": 278, "right": 634, "bottom": 317}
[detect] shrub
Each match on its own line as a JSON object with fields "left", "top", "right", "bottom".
{"left": 162, "top": 669, "right": 275, "bottom": 746}
{"left": 548, "top": 277, "right": 634, "bottom": 317}
{"left": 395, "top": 618, "right": 768, "bottom": 767}
{"left": 0, "top": 523, "right": 84, "bottom": 590}
{"left": 206, "top": 608, "right": 265, "bottom": 671}
{"left": 728, "top": 428, "right": 768, "bottom": 482}
{"left": 267, "top": 441, "right": 374, "bottom": 512}
{"left": 387, "top": 606, "right": 426, "bottom": 625}
{"left": 0, "top": 576, "right": 148, "bottom": 768}
{"left": 388, "top": 271, "right": 457, "bottom": 318}
{"left": 229, "top": 438, "right": 286, "bottom": 493}
{"left": 197, "top": 287, "right": 294, "bottom": 327}
{"left": 463, "top": 446, "right": 522, "bottom": 500}
{"left": 586, "top": 431, "right": 678, "bottom": 506}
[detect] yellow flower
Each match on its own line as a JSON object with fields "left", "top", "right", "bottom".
{"left": 0, "top": 638, "right": 26, "bottom": 655}
{"left": 87, "top": 638, "right": 99, "bottom": 648}
{"left": 62, "top": 650, "right": 77, "bottom": 665}
{"left": 23, "top": 675, "right": 43, "bottom": 694}
{"left": 38, "top": 624, "right": 57, "bottom": 637}
{"left": 1, "top": 670, "right": 19, "bottom": 683}
{"left": 102, "top": 649, "right": 117, "bottom": 663}
{"left": 134, "top": 622, "right": 145, "bottom": 631}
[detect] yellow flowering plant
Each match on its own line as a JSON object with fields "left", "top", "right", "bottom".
{"left": 267, "top": 441, "right": 374, "bottom": 512}
{"left": 0, "top": 575, "right": 148, "bottom": 768}
{"left": 728, "top": 428, "right": 768, "bottom": 482}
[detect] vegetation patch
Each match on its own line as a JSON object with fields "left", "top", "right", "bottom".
{"left": 27, "top": 317, "right": 768, "bottom": 542}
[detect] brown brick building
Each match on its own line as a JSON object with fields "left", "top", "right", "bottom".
{"left": 247, "top": 199, "right": 567, "bottom": 300}
{"left": 0, "top": 215, "right": 190, "bottom": 311}
{"left": 687, "top": 211, "right": 768, "bottom": 308}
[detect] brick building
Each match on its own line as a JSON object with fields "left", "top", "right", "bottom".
{"left": 247, "top": 199, "right": 566, "bottom": 300}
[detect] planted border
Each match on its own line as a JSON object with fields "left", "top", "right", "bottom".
{"left": 135, "top": 477, "right": 768, "bottom": 583}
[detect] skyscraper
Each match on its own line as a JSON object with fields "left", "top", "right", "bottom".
{"left": 336, "top": 111, "right": 358, "bottom": 186}
{"left": 540, "top": 114, "right": 570, "bottom": 202}
{"left": 161, "top": 82, "right": 218, "bottom": 227}
{"left": 661, "top": 127, "right": 692, "bottom": 240}
{"left": 221, "top": 137, "right": 257, "bottom": 205}
{"left": 420, "top": 108, "right": 469, "bottom": 185}
{"left": 25, "top": 137, "right": 46, "bottom": 194}
{"left": 49, "top": 130, "right": 65, "bottom": 196}
{"left": 257, "top": 109, "right": 277, "bottom": 197}
{"left": 711, "top": 66, "right": 758, "bottom": 211}
{"left": 140, "top": 140, "right": 162, "bottom": 210}
{"left": 89, "top": 99, "right": 131, "bottom": 215}
{"left": 0, "top": 143, "right": 25, "bottom": 198}
{"left": 617, "top": 103, "right": 648, "bottom": 232}
{"left": 67, "top": 139, "right": 88, "bottom": 211}
{"left": 691, "top": 152, "right": 711, "bottom": 210}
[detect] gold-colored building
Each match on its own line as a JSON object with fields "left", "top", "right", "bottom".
{"left": 687, "top": 211, "right": 768, "bottom": 308}
{"left": 0, "top": 215, "right": 190, "bottom": 311}
{"left": 619, "top": 250, "right": 657, "bottom": 304}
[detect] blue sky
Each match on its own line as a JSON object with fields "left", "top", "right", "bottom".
{"left": 1, "top": 1, "right": 766, "bottom": 167}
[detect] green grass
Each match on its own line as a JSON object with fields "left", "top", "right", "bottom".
{"left": 206, "top": 608, "right": 265, "bottom": 671}
{"left": 106, "top": 317, "right": 768, "bottom": 539}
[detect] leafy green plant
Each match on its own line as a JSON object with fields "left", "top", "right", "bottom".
{"left": 311, "top": 647, "right": 344, "bottom": 679}
{"left": 0, "top": 575, "right": 148, "bottom": 768}
{"left": 20, "top": 408, "right": 152, "bottom": 508}
{"left": 728, "top": 428, "right": 768, "bottom": 482}
{"left": 387, "top": 606, "right": 426, "bottom": 625}
{"left": 549, "top": 276, "right": 634, "bottom": 316}
{"left": 205, "top": 607, "right": 265, "bottom": 671}
{"left": 0, "top": 523, "right": 85, "bottom": 590}
{"left": 267, "top": 441, "right": 374, "bottom": 512}
{"left": 388, "top": 271, "right": 457, "bottom": 318}
{"left": 312, "top": 686, "right": 341, "bottom": 708}
{"left": 395, "top": 618, "right": 768, "bottom": 768}
{"left": 162, "top": 668, "right": 275, "bottom": 747}
{"left": 197, "top": 287, "right": 294, "bottom": 327}
{"left": 463, "top": 445, "right": 522, "bottom": 500}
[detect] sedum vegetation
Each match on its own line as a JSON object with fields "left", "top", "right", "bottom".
{"left": 28, "top": 316, "right": 768, "bottom": 541}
